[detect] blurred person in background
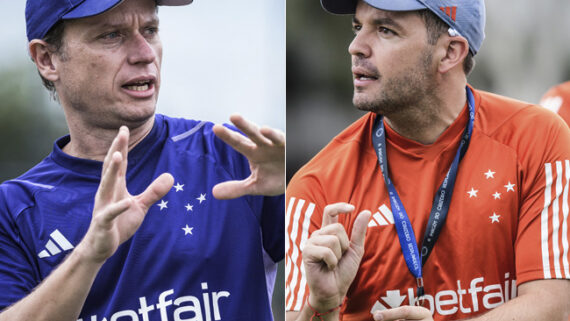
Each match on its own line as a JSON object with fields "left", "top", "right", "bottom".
{"left": 286, "top": 0, "right": 570, "bottom": 320}
{"left": 540, "top": 81, "right": 570, "bottom": 127}
{"left": 0, "top": 0, "right": 284, "bottom": 320}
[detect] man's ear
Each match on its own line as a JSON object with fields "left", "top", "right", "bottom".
{"left": 29, "top": 40, "right": 60, "bottom": 83}
{"left": 437, "top": 35, "right": 469, "bottom": 74}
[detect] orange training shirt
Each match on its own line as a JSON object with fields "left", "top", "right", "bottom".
{"left": 286, "top": 87, "right": 570, "bottom": 320}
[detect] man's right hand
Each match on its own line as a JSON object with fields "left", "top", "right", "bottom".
{"left": 77, "top": 126, "right": 174, "bottom": 263}
{"left": 302, "top": 203, "right": 371, "bottom": 312}
{"left": 0, "top": 127, "right": 174, "bottom": 321}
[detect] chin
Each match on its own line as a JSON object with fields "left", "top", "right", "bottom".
{"left": 353, "top": 95, "right": 381, "bottom": 113}
{"left": 116, "top": 104, "right": 156, "bottom": 125}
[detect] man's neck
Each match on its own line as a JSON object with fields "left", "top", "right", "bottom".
{"left": 61, "top": 115, "right": 155, "bottom": 161}
{"left": 384, "top": 83, "right": 468, "bottom": 145}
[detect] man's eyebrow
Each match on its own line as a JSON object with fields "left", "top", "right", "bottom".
{"left": 91, "top": 16, "right": 160, "bottom": 30}
{"left": 352, "top": 16, "right": 404, "bottom": 30}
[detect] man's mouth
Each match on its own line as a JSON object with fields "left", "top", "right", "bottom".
{"left": 352, "top": 67, "right": 379, "bottom": 81}
{"left": 122, "top": 79, "right": 154, "bottom": 91}
{"left": 354, "top": 73, "right": 378, "bottom": 81}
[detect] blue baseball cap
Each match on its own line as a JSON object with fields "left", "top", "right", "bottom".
{"left": 26, "top": 0, "right": 193, "bottom": 42}
{"left": 321, "top": 0, "right": 485, "bottom": 55}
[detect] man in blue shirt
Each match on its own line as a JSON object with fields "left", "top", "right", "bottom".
{"left": 0, "top": 0, "right": 285, "bottom": 320}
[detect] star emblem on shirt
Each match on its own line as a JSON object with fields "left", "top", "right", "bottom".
{"left": 157, "top": 200, "right": 168, "bottom": 210}
{"left": 484, "top": 169, "right": 496, "bottom": 179}
{"left": 492, "top": 192, "right": 501, "bottom": 200}
{"left": 182, "top": 225, "right": 193, "bottom": 235}
{"left": 174, "top": 182, "right": 184, "bottom": 192}
{"left": 185, "top": 203, "right": 193, "bottom": 211}
{"left": 197, "top": 193, "right": 206, "bottom": 204}
{"left": 489, "top": 213, "right": 501, "bottom": 223}
{"left": 467, "top": 188, "right": 478, "bottom": 198}
{"left": 504, "top": 182, "right": 515, "bottom": 192}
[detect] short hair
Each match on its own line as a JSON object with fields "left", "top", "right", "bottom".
{"left": 416, "top": 9, "right": 475, "bottom": 76}
{"left": 36, "top": 20, "right": 67, "bottom": 99}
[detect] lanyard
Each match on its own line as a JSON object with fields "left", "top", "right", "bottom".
{"left": 371, "top": 87, "right": 475, "bottom": 300}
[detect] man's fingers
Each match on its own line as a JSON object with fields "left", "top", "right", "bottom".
{"left": 137, "top": 173, "right": 174, "bottom": 210}
{"left": 102, "top": 128, "right": 124, "bottom": 177}
{"left": 303, "top": 243, "right": 340, "bottom": 270}
{"left": 213, "top": 124, "right": 254, "bottom": 156}
{"left": 260, "top": 126, "right": 285, "bottom": 147}
{"left": 97, "top": 151, "right": 122, "bottom": 202}
{"left": 314, "top": 224, "right": 350, "bottom": 253}
{"left": 322, "top": 203, "right": 354, "bottom": 226}
{"left": 212, "top": 180, "right": 249, "bottom": 200}
{"left": 117, "top": 126, "right": 129, "bottom": 178}
{"left": 309, "top": 234, "right": 344, "bottom": 261}
{"left": 98, "top": 198, "right": 133, "bottom": 225}
{"left": 374, "top": 306, "right": 432, "bottom": 321}
{"left": 228, "top": 114, "right": 272, "bottom": 146}
{"left": 350, "top": 210, "right": 371, "bottom": 249}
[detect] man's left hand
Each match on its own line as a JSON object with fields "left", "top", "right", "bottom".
{"left": 373, "top": 306, "right": 433, "bottom": 321}
{"left": 212, "top": 114, "right": 285, "bottom": 199}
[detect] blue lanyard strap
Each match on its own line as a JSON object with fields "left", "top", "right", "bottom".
{"left": 371, "top": 87, "right": 475, "bottom": 298}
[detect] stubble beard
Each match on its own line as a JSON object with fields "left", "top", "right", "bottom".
{"left": 352, "top": 48, "right": 437, "bottom": 118}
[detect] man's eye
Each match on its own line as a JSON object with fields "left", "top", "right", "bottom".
{"left": 378, "top": 27, "right": 395, "bottom": 35}
{"left": 102, "top": 31, "right": 121, "bottom": 40}
{"left": 352, "top": 25, "right": 361, "bottom": 34}
{"left": 144, "top": 27, "right": 159, "bottom": 37}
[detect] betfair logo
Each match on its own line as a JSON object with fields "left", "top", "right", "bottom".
{"left": 370, "top": 274, "right": 517, "bottom": 317}
{"left": 37, "top": 229, "right": 74, "bottom": 258}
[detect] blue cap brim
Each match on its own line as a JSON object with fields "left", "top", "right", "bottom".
{"left": 322, "top": 0, "right": 426, "bottom": 14}
{"left": 63, "top": 0, "right": 124, "bottom": 20}
{"left": 62, "top": 0, "right": 194, "bottom": 20}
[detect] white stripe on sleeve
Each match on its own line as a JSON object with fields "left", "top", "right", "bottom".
{"left": 553, "top": 161, "right": 563, "bottom": 278}
{"left": 563, "top": 160, "right": 570, "bottom": 278}
{"left": 542, "top": 163, "right": 553, "bottom": 279}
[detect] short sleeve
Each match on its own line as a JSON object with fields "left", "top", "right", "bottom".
{"left": 261, "top": 194, "right": 285, "bottom": 263}
{"left": 285, "top": 172, "right": 326, "bottom": 312}
{"left": 516, "top": 110, "right": 570, "bottom": 284}
{"left": 0, "top": 201, "right": 38, "bottom": 310}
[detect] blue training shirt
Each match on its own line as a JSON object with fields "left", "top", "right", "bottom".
{"left": 0, "top": 114, "right": 284, "bottom": 321}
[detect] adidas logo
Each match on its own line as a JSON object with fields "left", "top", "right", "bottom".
{"left": 37, "top": 229, "right": 74, "bottom": 258}
{"left": 368, "top": 204, "right": 395, "bottom": 227}
{"left": 439, "top": 6, "right": 457, "bottom": 22}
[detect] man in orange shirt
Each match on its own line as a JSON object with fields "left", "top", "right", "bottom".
{"left": 286, "top": 0, "right": 570, "bottom": 320}
{"left": 540, "top": 81, "right": 570, "bottom": 126}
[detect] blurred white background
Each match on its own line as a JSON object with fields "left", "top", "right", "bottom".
{"left": 0, "top": 0, "right": 285, "bottom": 130}
{"left": 0, "top": 1, "right": 285, "bottom": 319}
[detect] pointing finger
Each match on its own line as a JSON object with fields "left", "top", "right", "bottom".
{"left": 350, "top": 210, "right": 371, "bottom": 250}
{"left": 322, "top": 203, "right": 354, "bottom": 226}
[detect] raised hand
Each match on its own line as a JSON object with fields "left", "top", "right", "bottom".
{"left": 302, "top": 203, "right": 371, "bottom": 311}
{"left": 212, "top": 114, "right": 285, "bottom": 199}
{"left": 77, "top": 127, "right": 174, "bottom": 263}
